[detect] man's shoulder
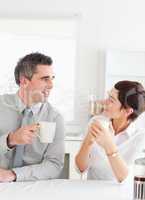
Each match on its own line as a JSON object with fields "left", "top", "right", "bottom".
{"left": 0, "top": 93, "right": 16, "bottom": 107}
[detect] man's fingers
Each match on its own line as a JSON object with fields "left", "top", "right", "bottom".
{"left": 25, "top": 131, "right": 37, "bottom": 137}
{"left": 24, "top": 124, "right": 40, "bottom": 132}
{"left": 24, "top": 135, "right": 35, "bottom": 144}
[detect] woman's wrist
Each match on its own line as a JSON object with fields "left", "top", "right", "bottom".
{"left": 83, "top": 135, "right": 94, "bottom": 147}
{"left": 104, "top": 142, "right": 118, "bottom": 156}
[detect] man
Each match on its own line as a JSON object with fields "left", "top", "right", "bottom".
{"left": 0, "top": 52, "right": 65, "bottom": 182}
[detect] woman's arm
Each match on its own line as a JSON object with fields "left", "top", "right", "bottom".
{"left": 104, "top": 141, "right": 128, "bottom": 182}
{"left": 75, "top": 131, "right": 96, "bottom": 172}
{"left": 90, "top": 120, "right": 129, "bottom": 182}
{"left": 76, "top": 119, "right": 129, "bottom": 182}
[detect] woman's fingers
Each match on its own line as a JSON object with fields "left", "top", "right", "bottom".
{"left": 91, "top": 125, "right": 101, "bottom": 134}
{"left": 90, "top": 130, "right": 97, "bottom": 137}
{"left": 95, "top": 121, "right": 105, "bottom": 131}
{"left": 90, "top": 129, "right": 100, "bottom": 138}
{"left": 90, "top": 123, "right": 102, "bottom": 136}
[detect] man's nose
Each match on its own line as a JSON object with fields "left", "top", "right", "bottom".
{"left": 47, "top": 79, "right": 53, "bottom": 89}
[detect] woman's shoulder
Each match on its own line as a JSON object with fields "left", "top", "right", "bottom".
{"left": 133, "top": 112, "right": 145, "bottom": 129}
{"left": 126, "top": 113, "right": 145, "bottom": 138}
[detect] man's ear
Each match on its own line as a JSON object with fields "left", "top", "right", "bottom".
{"left": 19, "top": 76, "right": 29, "bottom": 88}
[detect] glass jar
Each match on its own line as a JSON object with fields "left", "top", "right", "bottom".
{"left": 134, "top": 157, "right": 145, "bottom": 199}
{"left": 89, "top": 95, "right": 105, "bottom": 116}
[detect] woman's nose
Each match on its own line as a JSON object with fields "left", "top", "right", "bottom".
{"left": 105, "top": 99, "right": 110, "bottom": 105}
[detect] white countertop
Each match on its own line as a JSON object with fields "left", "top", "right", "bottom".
{"left": 65, "top": 135, "right": 83, "bottom": 141}
{"left": 0, "top": 179, "right": 133, "bottom": 200}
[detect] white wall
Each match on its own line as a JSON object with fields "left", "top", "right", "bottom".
{"left": 0, "top": 0, "right": 145, "bottom": 125}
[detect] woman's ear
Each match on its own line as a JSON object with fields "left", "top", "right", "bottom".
{"left": 126, "top": 107, "right": 134, "bottom": 118}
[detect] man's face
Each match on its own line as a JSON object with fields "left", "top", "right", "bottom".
{"left": 23, "top": 64, "right": 55, "bottom": 104}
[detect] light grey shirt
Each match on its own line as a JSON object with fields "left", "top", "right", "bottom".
{"left": 0, "top": 93, "right": 65, "bottom": 181}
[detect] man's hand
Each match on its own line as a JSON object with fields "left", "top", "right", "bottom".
{"left": 0, "top": 168, "right": 16, "bottom": 182}
{"left": 8, "top": 124, "right": 40, "bottom": 147}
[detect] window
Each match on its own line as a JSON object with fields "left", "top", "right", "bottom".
{"left": 105, "top": 50, "right": 145, "bottom": 95}
{"left": 0, "top": 18, "right": 77, "bottom": 122}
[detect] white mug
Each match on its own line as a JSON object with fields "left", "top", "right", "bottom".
{"left": 91, "top": 116, "right": 109, "bottom": 131}
{"left": 37, "top": 121, "right": 56, "bottom": 143}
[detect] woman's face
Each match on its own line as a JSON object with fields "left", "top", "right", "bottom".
{"left": 103, "top": 88, "right": 125, "bottom": 119}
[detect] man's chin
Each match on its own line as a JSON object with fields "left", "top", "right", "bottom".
{"left": 42, "top": 93, "right": 50, "bottom": 102}
{"left": 32, "top": 95, "right": 49, "bottom": 104}
{"left": 42, "top": 97, "right": 48, "bottom": 103}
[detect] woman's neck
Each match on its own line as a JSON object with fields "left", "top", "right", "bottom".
{"left": 112, "top": 117, "right": 131, "bottom": 135}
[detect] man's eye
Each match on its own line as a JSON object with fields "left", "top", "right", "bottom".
{"left": 42, "top": 76, "right": 55, "bottom": 81}
{"left": 44, "top": 78, "right": 49, "bottom": 81}
{"left": 47, "top": 76, "right": 55, "bottom": 80}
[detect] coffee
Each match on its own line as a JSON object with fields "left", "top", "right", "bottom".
{"left": 89, "top": 100, "right": 105, "bottom": 116}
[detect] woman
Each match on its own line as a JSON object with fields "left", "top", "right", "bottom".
{"left": 75, "top": 80, "right": 145, "bottom": 182}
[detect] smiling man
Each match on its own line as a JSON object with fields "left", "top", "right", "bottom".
{"left": 0, "top": 52, "right": 65, "bottom": 182}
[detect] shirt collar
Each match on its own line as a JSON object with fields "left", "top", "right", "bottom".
{"left": 31, "top": 103, "right": 42, "bottom": 115}
{"left": 15, "top": 92, "right": 42, "bottom": 115}
{"left": 119, "top": 112, "right": 145, "bottom": 137}
{"left": 110, "top": 119, "right": 137, "bottom": 138}
{"left": 125, "top": 119, "right": 139, "bottom": 137}
{"left": 15, "top": 92, "right": 26, "bottom": 113}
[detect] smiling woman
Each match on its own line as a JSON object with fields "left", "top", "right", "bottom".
{"left": 0, "top": 18, "right": 77, "bottom": 122}
{"left": 75, "top": 80, "right": 145, "bottom": 183}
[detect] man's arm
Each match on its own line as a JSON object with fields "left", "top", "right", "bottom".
{"left": 0, "top": 123, "right": 40, "bottom": 153}
{"left": 12, "top": 114, "right": 65, "bottom": 181}
{"left": 0, "top": 133, "right": 13, "bottom": 153}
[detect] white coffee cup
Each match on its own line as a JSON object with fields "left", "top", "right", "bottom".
{"left": 37, "top": 121, "right": 56, "bottom": 143}
{"left": 91, "top": 116, "right": 109, "bottom": 131}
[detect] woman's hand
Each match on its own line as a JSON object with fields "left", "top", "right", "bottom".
{"left": 88, "top": 120, "right": 114, "bottom": 151}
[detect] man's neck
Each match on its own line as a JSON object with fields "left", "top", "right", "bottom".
{"left": 18, "top": 89, "right": 33, "bottom": 107}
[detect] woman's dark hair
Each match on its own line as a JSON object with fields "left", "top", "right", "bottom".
{"left": 114, "top": 80, "right": 145, "bottom": 121}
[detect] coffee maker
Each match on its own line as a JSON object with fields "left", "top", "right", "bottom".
{"left": 134, "top": 156, "right": 145, "bottom": 199}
